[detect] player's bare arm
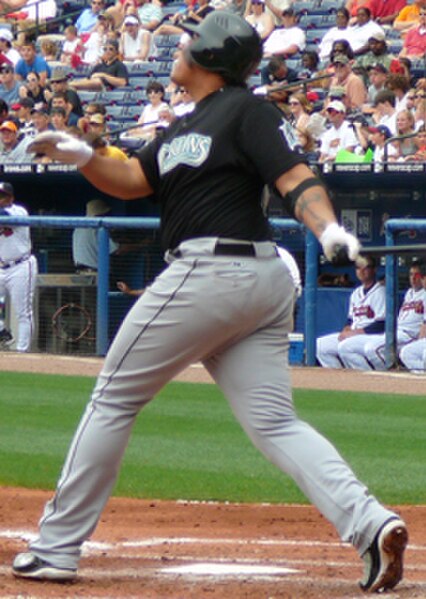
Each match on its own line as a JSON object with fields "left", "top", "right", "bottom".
{"left": 275, "top": 163, "right": 336, "bottom": 238}
{"left": 80, "top": 156, "right": 153, "bottom": 199}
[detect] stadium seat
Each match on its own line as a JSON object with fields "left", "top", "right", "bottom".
{"left": 154, "top": 34, "right": 181, "bottom": 48}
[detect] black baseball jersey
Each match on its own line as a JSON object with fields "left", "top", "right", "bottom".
{"left": 136, "top": 86, "right": 305, "bottom": 251}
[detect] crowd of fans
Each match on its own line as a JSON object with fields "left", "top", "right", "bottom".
{"left": 0, "top": 0, "right": 424, "bottom": 164}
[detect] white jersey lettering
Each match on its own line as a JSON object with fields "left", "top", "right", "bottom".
{"left": 158, "top": 134, "right": 212, "bottom": 174}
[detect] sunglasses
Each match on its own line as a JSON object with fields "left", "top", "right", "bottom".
{"left": 289, "top": 101, "right": 300, "bottom": 106}
{"left": 415, "top": 94, "right": 426, "bottom": 98}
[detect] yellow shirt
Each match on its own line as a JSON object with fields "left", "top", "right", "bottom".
{"left": 395, "top": 4, "right": 420, "bottom": 23}
{"left": 100, "top": 145, "right": 129, "bottom": 161}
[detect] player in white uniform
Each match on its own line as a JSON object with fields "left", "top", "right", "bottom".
{"left": 399, "top": 269, "right": 426, "bottom": 373}
{"left": 0, "top": 182, "right": 38, "bottom": 352}
{"left": 364, "top": 263, "right": 426, "bottom": 370}
{"left": 316, "top": 256, "right": 386, "bottom": 369}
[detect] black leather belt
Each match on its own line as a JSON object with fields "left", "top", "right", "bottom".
{"left": 214, "top": 242, "right": 256, "bottom": 256}
{"left": 0, "top": 255, "right": 29, "bottom": 269}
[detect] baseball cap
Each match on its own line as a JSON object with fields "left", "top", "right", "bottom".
{"left": 367, "top": 124, "right": 391, "bottom": 138}
{"left": 88, "top": 113, "right": 105, "bottom": 125}
{"left": 49, "top": 68, "right": 69, "bottom": 83}
{"left": 31, "top": 105, "right": 49, "bottom": 116}
{"left": 328, "top": 85, "right": 346, "bottom": 98}
{"left": 0, "top": 120, "right": 18, "bottom": 133}
{"left": 124, "top": 14, "right": 139, "bottom": 25}
{"left": 368, "top": 62, "right": 388, "bottom": 73}
{"left": 11, "top": 97, "right": 35, "bottom": 111}
{"left": 86, "top": 199, "right": 111, "bottom": 216}
{"left": 0, "top": 181, "right": 13, "bottom": 195}
{"left": 0, "top": 28, "right": 13, "bottom": 42}
{"left": 332, "top": 53, "right": 350, "bottom": 66}
{"left": 326, "top": 100, "right": 346, "bottom": 113}
{"left": 368, "top": 31, "right": 386, "bottom": 42}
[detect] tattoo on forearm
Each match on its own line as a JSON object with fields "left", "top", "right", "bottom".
{"left": 296, "top": 190, "right": 328, "bottom": 234}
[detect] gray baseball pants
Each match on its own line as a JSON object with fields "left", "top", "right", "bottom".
{"left": 30, "top": 238, "right": 396, "bottom": 568}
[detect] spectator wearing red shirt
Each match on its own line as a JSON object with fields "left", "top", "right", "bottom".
{"left": 369, "top": 0, "right": 407, "bottom": 25}
{"left": 399, "top": 8, "right": 426, "bottom": 58}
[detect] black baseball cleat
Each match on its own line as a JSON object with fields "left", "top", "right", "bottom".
{"left": 359, "top": 518, "right": 408, "bottom": 593}
{"left": 12, "top": 552, "right": 77, "bottom": 582}
{"left": 0, "top": 328, "right": 13, "bottom": 346}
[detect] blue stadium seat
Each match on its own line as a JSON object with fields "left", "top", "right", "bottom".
{"left": 78, "top": 90, "right": 98, "bottom": 105}
{"left": 126, "top": 62, "right": 154, "bottom": 75}
{"left": 150, "top": 60, "right": 173, "bottom": 75}
{"left": 154, "top": 34, "right": 181, "bottom": 48}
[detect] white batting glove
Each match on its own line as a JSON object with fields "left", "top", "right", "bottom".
{"left": 319, "top": 222, "right": 361, "bottom": 263}
{"left": 27, "top": 131, "right": 94, "bottom": 168}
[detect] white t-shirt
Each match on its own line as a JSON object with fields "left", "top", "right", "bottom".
{"left": 318, "top": 27, "right": 352, "bottom": 61}
{"left": 346, "top": 21, "right": 385, "bottom": 53}
{"left": 138, "top": 101, "right": 169, "bottom": 127}
{"left": 122, "top": 29, "right": 152, "bottom": 61}
{"left": 319, "top": 121, "right": 358, "bottom": 159}
{"left": 25, "top": 0, "right": 57, "bottom": 20}
{"left": 263, "top": 26, "right": 306, "bottom": 55}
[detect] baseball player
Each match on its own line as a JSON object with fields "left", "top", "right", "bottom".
{"left": 13, "top": 13, "right": 407, "bottom": 593}
{"left": 0, "top": 182, "right": 38, "bottom": 352}
{"left": 316, "top": 256, "right": 386, "bottom": 370}
{"left": 399, "top": 269, "right": 426, "bottom": 372}
{"left": 364, "top": 263, "right": 426, "bottom": 370}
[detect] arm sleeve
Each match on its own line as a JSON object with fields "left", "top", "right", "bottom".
{"left": 237, "top": 99, "right": 306, "bottom": 186}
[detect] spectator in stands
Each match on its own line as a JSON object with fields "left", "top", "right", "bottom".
{"left": 318, "top": 8, "right": 352, "bottom": 62}
{"left": 262, "top": 8, "right": 306, "bottom": 59}
{"left": 403, "top": 125, "right": 426, "bottom": 159}
{"left": 372, "top": 88, "right": 398, "bottom": 132}
{"left": 399, "top": 7, "right": 426, "bottom": 59}
{"left": 355, "top": 31, "right": 394, "bottom": 75}
{"left": 319, "top": 100, "right": 358, "bottom": 162}
{"left": 316, "top": 255, "right": 386, "bottom": 370}
{"left": 50, "top": 91, "right": 80, "bottom": 126}
{"left": 40, "top": 39, "right": 59, "bottom": 64}
{"left": 82, "top": 12, "right": 117, "bottom": 65}
{"left": 369, "top": 0, "right": 407, "bottom": 26}
{"left": 50, "top": 106, "right": 68, "bottom": 132}
{"left": 0, "top": 0, "right": 57, "bottom": 45}
{"left": 393, "top": 0, "right": 426, "bottom": 35}
{"left": 0, "top": 119, "right": 32, "bottom": 163}
{"left": 137, "top": 0, "right": 163, "bottom": 32}
{"left": 44, "top": 68, "right": 84, "bottom": 117}
{"left": 15, "top": 39, "right": 51, "bottom": 87}
{"left": 394, "top": 109, "right": 417, "bottom": 157}
{"left": 298, "top": 50, "right": 321, "bottom": 81}
{"left": 77, "top": 101, "right": 107, "bottom": 133}
{"left": 367, "top": 123, "right": 398, "bottom": 162}
{"left": 75, "top": 0, "right": 106, "bottom": 35}
{"left": 0, "top": 63, "right": 20, "bottom": 104}
{"left": 12, "top": 96, "right": 34, "bottom": 134}
{"left": 288, "top": 91, "right": 311, "bottom": 130}
{"left": 69, "top": 40, "right": 129, "bottom": 91}
{"left": 0, "top": 28, "right": 20, "bottom": 65}
{"left": 260, "top": 54, "right": 298, "bottom": 87}
{"left": 329, "top": 53, "right": 367, "bottom": 110}
{"left": 120, "top": 13, "right": 152, "bottom": 61}
{"left": 30, "top": 104, "right": 51, "bottom": 135}
{"left": 385, "top": 72, "right": 411, "bottom": 111}
{"left": 86, "top": 112, "right": 107, "bottom": 135}
{"left": 245, "top": 0, "right": 275, "bottom": 41}
{"left": 169, "top": 86, "right": 195, "bottom": 117}
{"left": 413, "top": 89, "right": 426, "bottom": 128}
{"left": 60, "top": 25, "right": 84, "bottom": 66}
{"left": 19, "top": 71, "right": 46, "bottom": 105}
{"left": 364, "top": 62, "right": 388, "bottom": 107}
{"left": 329, "top": 38, "right": 355, "bottom": 62}
{"left": 345, "top": 0, "right": 372, "bottom": 24}
{"left": 347, "top": 7, "right": 385, "bottom": 56}
{"left": 125, "top": 79, "right": 169, "bottom": 140}
{"left": 153, "top": 0, "right": 200, "bottom": 37}
{"left": 364, "top": 263, "right": 425, "bottom": 370}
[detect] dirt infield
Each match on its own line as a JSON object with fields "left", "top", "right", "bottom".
{"left": 1, "top": 352, "right": 425, "bottom": 597}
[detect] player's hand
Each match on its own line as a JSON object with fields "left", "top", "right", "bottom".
{"left": 319, "top": 223, "right": 360, "bottom": 265}
{"left": 27, "top": 132, "right": 94, "bottom": 168}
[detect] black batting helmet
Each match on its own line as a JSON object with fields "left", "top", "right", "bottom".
{"left": 182, "top": 11, "right": 262, "bottom": 83}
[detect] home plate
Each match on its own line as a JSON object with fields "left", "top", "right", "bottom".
{"left": 163, "top": 563, "right": 300, "bottom": 576}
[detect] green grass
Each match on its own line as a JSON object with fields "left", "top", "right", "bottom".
{"left": 0, "top": 371, "right": 425, "bottom": 504}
